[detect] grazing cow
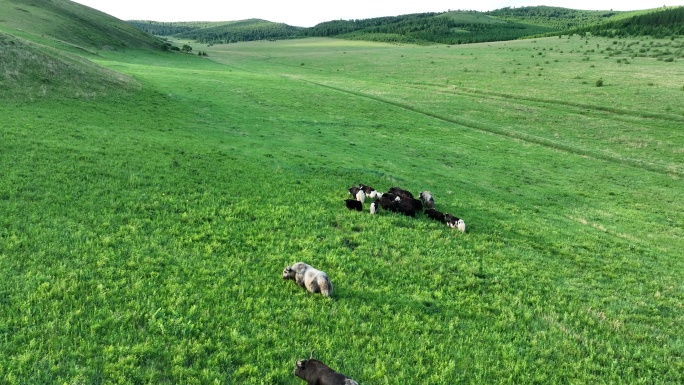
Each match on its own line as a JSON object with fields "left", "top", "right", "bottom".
{"left": 409, "top": 196, "right": 423, "bottom": 212}
{"left": 396, "top": 199, "right": 416, "bottom": 217}
{"left": 348, "top": 186, "right": 362, "bottom": 197}
{"left": 355, "top": 189, "right": 366, "bottom": 203}
{"left": 378, "top": 193, "right": 400, "bottom": 210}
{"left": 368, "top": 190, "right": 382, "bottom": 199}
{"left": 345, "top": 199, "right": 362, "bottom": 211}
{"left": 294, "top": 351, "right": 358, "bottom": 385}
{"left": 379, "top": 193, "right": 415, "bottom": 217}
{"left": 380, "top": 193, "right": 401, "bottom": 211}
{"left": 425, "top": 208, "right": 446, "bottom": 223}
{"left": 388, "top": 187, "right": 422, "bottom": 211}
{"left": 282, "top": 262, "right": 333, "bottom": 297}
{"left": 359, "top": 184, "right": 376, "bottom": 196}
{"left": 445, "top": 214, "right": 466, "bottom": 233}
{"left": 348, "top": 185, "right": 366, "bottom": 203}
{"left": 370, "top": 200, "right": 379, "bottom": 215}
{"left": 419, "top": 191, "right": 435, "bottom": 209}
{"left": 388, "top": 186, "right": 414, "bottom": 199}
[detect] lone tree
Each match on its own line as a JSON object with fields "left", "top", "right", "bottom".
{"left": 181, "top": 44, "right": 193, "bottom": 54}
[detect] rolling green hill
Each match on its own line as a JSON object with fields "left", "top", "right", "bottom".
{"left": 0, "top": 0, "right": 176, "bottom": 100}
{"left": 175, "top": 19, "right": 304, "bottom": 44}
{"left": 0, "top": 0, "right": 164, "bottom": 52}
{"left": 0, "top": 31, "right": 139, "bottom": 99}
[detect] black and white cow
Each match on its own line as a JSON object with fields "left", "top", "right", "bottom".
{"left": 445, "top": 213, "right": 466, "bottom": 233}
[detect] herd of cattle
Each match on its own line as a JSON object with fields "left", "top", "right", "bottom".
{"left": 282, "top": 184, "right": 467, "bottom": 384}
{"left": 344, "top": 183, "right": 466, "bottom": 233}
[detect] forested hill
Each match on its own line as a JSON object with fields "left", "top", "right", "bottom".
{"left": 485, "top": 6, "right": 628, "bottom": 29}
{"left": 128, "top": 21, "right": 229, "bottom": 37}
{"left": 570, "top": 7, "right": 684, "bottom": 38}
{"left": 129, "top": 6, "right": 684, "bottom": 45}
{"left": 132, "top": 19, "right": 304, "bottom": 44}
{"left": 301, "top": 12, "right": 555, "bottom": 45}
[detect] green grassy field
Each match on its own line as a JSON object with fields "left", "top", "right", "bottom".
{"left": 2, "top": 35, "right": 683, "bottom": 384}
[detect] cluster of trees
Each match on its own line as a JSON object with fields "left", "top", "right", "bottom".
{"left": 129, "top": 6, "right": 684, "bottom": 46}
{"left": 486, "top": 6, "right": 622, "bottom": 30}
{"left": 175, "top": 19, "right": 303, "bottom": 44}
{"left": 303, "top": 13, "right": 440, "bottom": 37}
{"left": 128, "top": 21, "right": 223, "bottom": 36}
{"left": 571, "top": 7, "right": 684, "bottom": 38}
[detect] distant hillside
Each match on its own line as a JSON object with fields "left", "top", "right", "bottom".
{"left": 485, "top": 6, "right": 631, "bottom": 30}
{"left": 128, "top": 20, "right": 228, "bottom": 37}
{"left": 132, "top": 6, "right": 684, "bottom": 46}
{"left": 0, "top": 0, "right": 164, "bottom": 51}
{"left": 131, "top": 19, "right": 304, "bottom": 44}
{"left": 302, "top": 12, "right": 555, "bottom": 44}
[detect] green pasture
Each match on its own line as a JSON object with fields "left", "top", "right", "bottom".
{"left": 1, "top": 35, "right": 683, "bottom": 384}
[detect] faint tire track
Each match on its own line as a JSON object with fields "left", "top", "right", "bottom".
{"left": 290, "top": 76, "right": 683, "bottom": 178}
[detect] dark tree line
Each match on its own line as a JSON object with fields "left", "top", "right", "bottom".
{"left": 128, "top": 21, "right": 222, "bottom": 36}
{"left": 176, "top": 19, "right": 304, "bottom": 44}
{"left": 572, "top": 7, "right": 684, "bottom": 38}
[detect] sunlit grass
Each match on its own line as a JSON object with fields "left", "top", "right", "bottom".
{"left": 1, "top": 36, "right": 683, "bottom": 384}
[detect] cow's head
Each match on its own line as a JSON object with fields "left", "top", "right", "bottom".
{"left": 282, "top": 266, "right": 296, "bottom": 280}
{"left": 294, "top": 359, "right": 307, "bottom": 377}
{"left": 294, "top": 351, "right": 316, "bottom": 378}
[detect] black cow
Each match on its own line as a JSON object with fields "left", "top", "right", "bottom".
{"left": 294, "top": 351, "right": 358, "bottom": 385}
{"left": 345, "top": 199, "right": 363, "bottom": 211}
{"left": 388, "top": 187, "right": 422, "bottom": 211}
{"left": 388, "top": 186, "right": 414, "bottom": 199}
{"left": 379, "top": 193, "right": 415, "bottom": 217}
{"left": 425, "top": 208, "right": 446, "bottom": 223}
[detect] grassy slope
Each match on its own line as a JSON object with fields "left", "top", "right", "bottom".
{"left": 2, "top": 33, "right": 683, "bottom": 384}
{"left": 0, "top": 0, "right": 177, "bottom": 100}
{"left": 0, "top": 0, "right": 161, "bottom": 52}
{"left": 0, "top": 31, "right": 140, "bottom": 99}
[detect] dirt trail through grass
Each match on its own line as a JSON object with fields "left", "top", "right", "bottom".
{"left": 289, "top": 76, "right": 683, "bottom": 178}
